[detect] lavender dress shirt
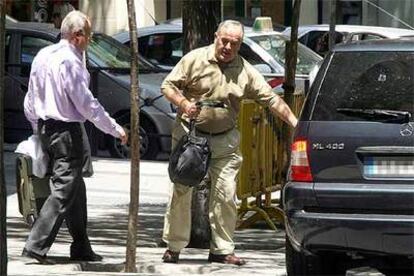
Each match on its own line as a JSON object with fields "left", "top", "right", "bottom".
{"left": 24, "top": 39, "right": 123, "bottom": 138}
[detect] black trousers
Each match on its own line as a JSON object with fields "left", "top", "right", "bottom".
{"left": 24, "top": 119, "right": 92, "bottom": 256}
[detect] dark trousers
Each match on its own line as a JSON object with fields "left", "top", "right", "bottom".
{"left": 24, "top": 119, "right": 92, "bottom": 256}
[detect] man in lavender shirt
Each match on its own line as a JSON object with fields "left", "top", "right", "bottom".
{"left": 22, "top": 10, "right": 128, "bottom": 264}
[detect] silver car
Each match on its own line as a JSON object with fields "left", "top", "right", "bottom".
{"left": 5, "top": 21, "right": 174, "bottom": 160}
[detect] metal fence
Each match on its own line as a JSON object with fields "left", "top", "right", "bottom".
{"left": 236, "top": 88, "right": 306, "bottom": 230}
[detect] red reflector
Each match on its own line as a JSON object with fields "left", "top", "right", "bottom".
{"left": 290, "top": 139, "right": 313, "bottom": 182}
{"left": 291, "top": 165, "right": 313, "bottom": 182}
{"left": 268, "top": 77, "right": 285, "bottom": 88}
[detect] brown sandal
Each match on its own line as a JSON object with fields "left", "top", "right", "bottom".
{"left": 208, "top": 253, "right": 246, "bottom": 266}
{"left": 162, "top": 249, "right": 180, "bottom": 263}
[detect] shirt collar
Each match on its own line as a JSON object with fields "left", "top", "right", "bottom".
{"left": 207, "top": 44, "right": 218, "bottom": 63}
{"left": 207, "top": 44, "right": 241, "bottom": 68}
{"left": 59, "top": 39, "right": 83, "bottom": 61}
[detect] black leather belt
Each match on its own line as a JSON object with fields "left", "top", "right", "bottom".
{"left": 38, "top": 119, "right": 81, "bottom": 131}
{"left": 196, "top": 127, "right": 234, "bottom": 136}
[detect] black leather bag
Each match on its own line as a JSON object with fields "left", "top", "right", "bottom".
{"left": 168, "top": 120, "right": 211, "bottom": 187}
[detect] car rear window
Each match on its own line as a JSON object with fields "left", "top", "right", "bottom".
{"left": 312, "top": 51, "right": 414, "bottom": 122}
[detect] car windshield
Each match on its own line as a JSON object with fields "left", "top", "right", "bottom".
{"left": 313, "top": 51, "right": 414, "bottom": 122}
{"left": 248, "top": 34, "right": 322, "bottom": 74}
{"left": 88, "top": 33, "right": 153, "bottom": 71}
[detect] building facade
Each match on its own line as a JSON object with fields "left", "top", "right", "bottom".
{"left": 5, "top": 0, "right": 414, "bottom": 35}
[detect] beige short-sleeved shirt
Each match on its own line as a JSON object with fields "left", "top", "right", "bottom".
{"left": 161, "top": 44, "right": 279, "bottom": 134}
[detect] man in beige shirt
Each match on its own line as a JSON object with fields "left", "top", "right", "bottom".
{"left": 161, "top": 20, "right": 297, "bottom": 266}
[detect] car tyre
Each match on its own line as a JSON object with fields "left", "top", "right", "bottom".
{"left": 285, "top": 235, "right": 346, "bottom": 276}
{"left": 106, "top": 114, "right": 160, "bottom": 160}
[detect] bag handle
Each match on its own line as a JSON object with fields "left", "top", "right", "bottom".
{"left": 188, "top": 119, "right": 196, "bottom": 136}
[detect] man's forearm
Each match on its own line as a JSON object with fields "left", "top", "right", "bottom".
{"left": 162, "top": 87, "right": 201, "bottom": 118}
{"left": 162, "top": 87, "right": 188, "bottom": 110}
{"left": 270, "top": 98, "right": 298, "bottom": 128}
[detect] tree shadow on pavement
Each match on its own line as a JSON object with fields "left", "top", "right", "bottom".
{"left": 86, "top": 204, "right": 166, "bottom": 248}
{"left": 85, "top": 203, "right": 286, "bottom": 251}
{"left": 8, "top": 201, "right": 287, "bottom": 273}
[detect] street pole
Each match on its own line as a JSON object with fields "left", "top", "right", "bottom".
{"left": 0, "top": 0, "right": 8, "bottom": 275}
{"left": 125, "top": 0, "right": 140, "bottom": 272}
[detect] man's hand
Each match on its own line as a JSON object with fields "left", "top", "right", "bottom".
{"left": 180, "top": 99, "right": 201, "bottom": 119}
{"left": 291, "top": 117, "right": 298, "bottom": 128}
{"left": 270, "top": 97, "right": 298, "bottom": 128}
{"left": 119, "top": 128, "right": 128, "bottom": 145}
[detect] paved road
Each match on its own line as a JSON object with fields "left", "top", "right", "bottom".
{"left": 4, "top": 144, "right": 385, "bottom": 275}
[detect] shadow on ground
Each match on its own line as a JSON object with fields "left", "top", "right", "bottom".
{"left": 8, "top": 202, "right": 286, "bottom": 273}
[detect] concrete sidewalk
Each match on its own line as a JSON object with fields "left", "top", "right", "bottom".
{"left": 5, "top": 151, "right": 287, "bottom": 275}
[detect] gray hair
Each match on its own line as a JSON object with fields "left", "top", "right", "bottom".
{"left": 216, "top": 20, "right": 244, "bottom": 37}
{"left": 60, "top": 10, "right": 89, "bottom": 39}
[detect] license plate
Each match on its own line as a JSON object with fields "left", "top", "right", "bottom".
{"left": 364, "top": 156, "right": 414, "bottom": 178}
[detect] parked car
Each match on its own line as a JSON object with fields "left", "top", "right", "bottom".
{"left": 283, "top": 38, "right": 414, "bottom": 275}
{"left": 163, "top": 16, "right": 286, "bottom": 32}
{"left": 283, "top": 24, "right": 414, "bottom": 56}
{"left": 5, "top": 21, "right": 174, "bottom": 160}
{"left": 113, "top": 22, "right": 322, "bottom": 88}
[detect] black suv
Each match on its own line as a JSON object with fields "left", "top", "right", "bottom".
{"left": 283, "top": 39, "right": 414, "bottom": 275}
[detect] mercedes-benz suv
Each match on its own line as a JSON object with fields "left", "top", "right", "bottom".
{"left": 283, "top": 38, "right": 414, "bottom": 275}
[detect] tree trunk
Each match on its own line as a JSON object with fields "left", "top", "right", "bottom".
{"left": 0, "top": 1, "right": 8, "bottom": 275}
{"left": 182, "top": 0, "right": 220, "bottom": 54}
{"left": 282, "top": 0, "right": 301, "bottom": 180}
{"left": 182, "top": 0, "right": 220, "bottom": 249}
{"left": 124, "top": 0, "right": 140, "bottom": 272}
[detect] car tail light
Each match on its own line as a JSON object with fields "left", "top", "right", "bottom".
{"left": 267, "top": 76, "right": 285, "bottom": 88}
{"left": 290, "top": 139, "right": 313, "bottom": 182}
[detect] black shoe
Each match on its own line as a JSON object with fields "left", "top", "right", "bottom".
{"left": 22, "top": 248, "right": 55, "bottom": 265}
{"left": 70, "top": 251, "right": 103, "bottom": 262}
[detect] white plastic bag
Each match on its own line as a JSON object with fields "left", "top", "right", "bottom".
{"left": 15, "top": 135, "right": 49, "bottom": 178}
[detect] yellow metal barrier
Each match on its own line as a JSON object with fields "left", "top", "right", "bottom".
{"left": 236, "top": 91, "right": 305, "bottom": 230}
